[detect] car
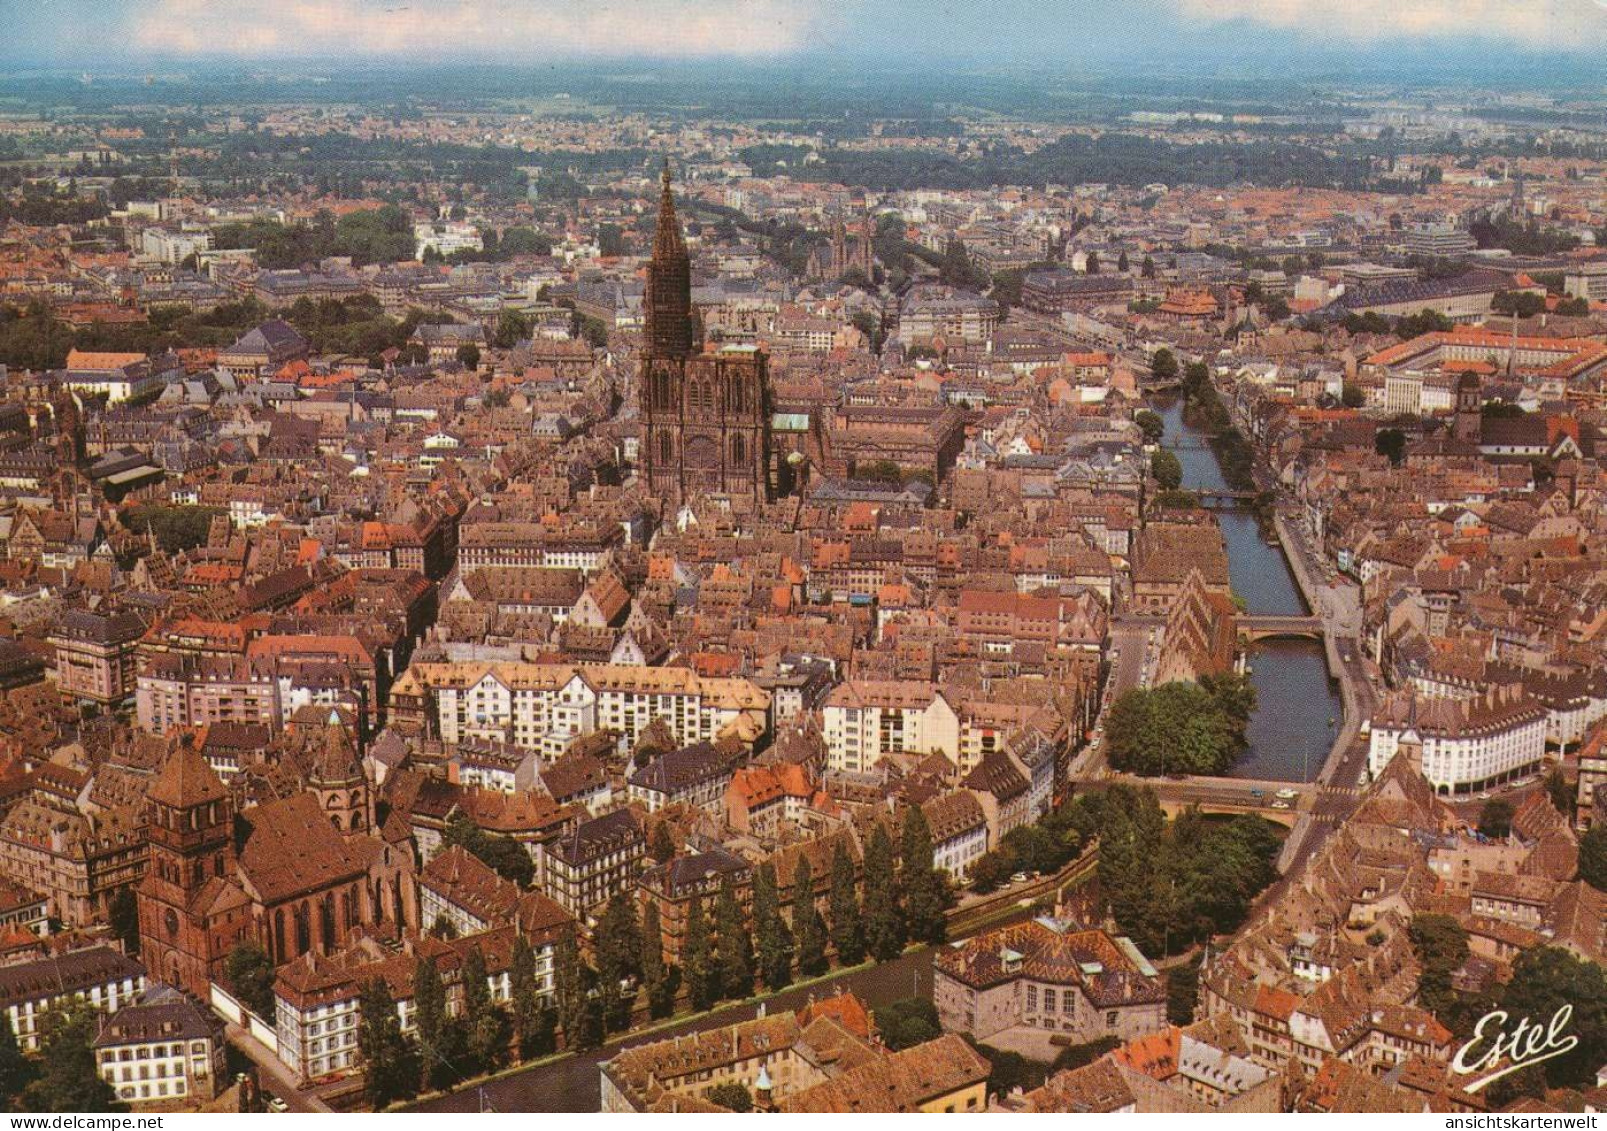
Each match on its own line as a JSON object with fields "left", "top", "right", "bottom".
{"left": 1275, "top": 788, "right": 1299, "bottom": 800}
{"left": 1271, "top": 800, "right": 1291, "bottom": 810}
{"left": 1249, "top": 788, "right": 1264, "bottom": 798}
{"left": 1011, "top": 872, "right": 1029, "bottom": 884}
{"left": 264, "top": 1094, "right": 289, "bottom": 1114}
{"left": 1476, "top": 791, "right": 1491, "bottom": 801}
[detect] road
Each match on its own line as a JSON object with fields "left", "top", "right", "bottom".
{"left": 413, "top": 949, "right": 940, "bottom": 1113}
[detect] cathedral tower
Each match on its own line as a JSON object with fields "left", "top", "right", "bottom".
{"left": 639, "top": 161, "right": 771, "bottom": 506}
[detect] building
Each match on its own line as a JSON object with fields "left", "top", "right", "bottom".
{"left": 535, "top": 808, "right": 645, "bottom": 918}
{"left": 0, "top": 802, "right": 145, "bottom": 928}
{"left": 934, "top": 916, "right": 1166, "bottom": 1050}
{"left": 1403, "top": 224, "right": 1476, "bottom": 258}
{"left": 418, "top": 844, "right": 573, "bottom": 942}
{"left": 218, "top": 320, "right": 310, "bottom": 380}
{"left": 52, "top": 608, "right": 147, "bottom": 706}
{"left": 821, "top": 680, "right": 960, "bottom": 773}
{"left": 639, "top": 163, "right": 772, "bottom": 506}
{"left": 601, "top": 994, "right": 893, "bottom": 1112}
{"left": 389, "top": 661, "right": 770, "bottom": 759}
{"left": 94, "top": 987, "right": 227, "bottom": 1106}
{"left": 1367, "top": 687, "right": 1547, "bottom": 796}
{"left": 137, "top": 741, "right": 415, "bottom": 999}
{"left": 0, "top": 946, "right": 146, "bottom": 1053}
{"left": 627, "top": 741, "right": 739, "bottom": 814}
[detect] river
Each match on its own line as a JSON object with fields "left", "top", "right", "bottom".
{"left": 1151, "top": 397, "right": 1340, "bottom": 782}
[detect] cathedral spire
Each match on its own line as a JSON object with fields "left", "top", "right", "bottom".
{"left": 646, "top": 159, "right": 694, "bottom": 359}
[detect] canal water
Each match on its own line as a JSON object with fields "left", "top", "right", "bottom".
{"left": 1151, "top": 397, "right": 1340, "bottom": 782}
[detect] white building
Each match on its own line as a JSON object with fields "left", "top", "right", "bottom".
{"left": 1367, "top": 687, "right": 1546, "bottom": 796}
{"left": 0, "top": 946, "right": 145, "bottom": 1053}
{"left": 821, "top": 680, "right": 961, "bottom": 773}
{"left": 94, "top": 987, "right": 226, "bottom": 1106}
{"left": 393, "top": 662, "right": 770, "bottom": 759}
{"left": 414, "top": 220, "right": 483, "bottom": 259}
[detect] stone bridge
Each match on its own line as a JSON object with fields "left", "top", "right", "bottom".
{"left": 1235, "top": 613, "right": 1324, "bottom": 642}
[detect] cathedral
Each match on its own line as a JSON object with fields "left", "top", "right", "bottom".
{"left": 639, "top": 162, "right": 772, "bottom": 507}
{"left": 806, "top": 215, "right": 875, "bottom": 283}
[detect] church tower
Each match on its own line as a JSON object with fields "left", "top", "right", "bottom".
{"left": 1453, "top": 371, "right": 1482, "bottom": 445}
{"left": 138, "top": 739, "right": 238, "bottom": 997}
{"left": 308, "top": 719, "right": 372, "bottom": 833}
{"left": 639, "top": 161, "right": 771, "bottom": 507}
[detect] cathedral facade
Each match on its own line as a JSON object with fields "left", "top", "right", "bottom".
{"left": 639, "top": 163, "right": 771, "bottom": 507}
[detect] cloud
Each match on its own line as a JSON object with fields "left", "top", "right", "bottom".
{"left": 1171, "top": 0, "right": 1607, "bottom": 48}
{"left": 132, "top": 0, "right": 828, "bottom": 59}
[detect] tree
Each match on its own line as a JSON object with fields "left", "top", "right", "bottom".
{"left": 509, "top": 935, "right": 549, "bottom": 1061}
{"left": 441, "top": 810, "right": 533, "bottom": 887}
{"left": 827, "top": 842, "right": 864, "bottom": 967}
{"left": 862, "top": 824, "right": 906, "bottom": 962}
{"left": 108, "top": 887, "right": 140, "bottom": 956}
{"left": 1545, "top": 769, "right": 1574, "bottom": 816}
{"left": 1341, "top": 380, "right": 1365, "bottom": 408}
{"left": 1104, "top": 682, "right": 1248, "bottom": 777}
{"left": 1374, "top": 428, "right": 1407, "bottom": 467}
{"left": 493, "top": 310, "right": 531, "bottom": 349}
{"left": 714, "top": 875, "right": 754, "bottom": 1001}
{"left": 641, "top": 900, "right": 678, "bottom": 1019}
{"left": 1142, "top": 255, "right": 1156, "bottom": 279}
{"left": 462, "top": 945, "right": 509, "bottom": 1074}
{"left": 1084, "top": 251, "right": 1100, "bottom": 275}
{"left": 874, "top": 997, "right": 941, "bottom": 1050}
{"left": 0, "top": 1011, "right": 35, "bottom": 1111}
{"left": 1499, "top": 948, "right": 1607, "bottom": 1089}
{"left": 359, "top": 977, "right": 416, "bottom": 1108}
{"left": 706, "top": 1082, "right": 753, "bottom": 1112}
{"left": 1117, "top": 250, "right": 1130, "bottom": 273}
{"left": 683, "top": 894, "right": 717, "bottom": 1011}
{"left": 1134, "top": 409, "right": 1164, "bottom": 444}
{"left": 752, "top": 862, "right": 794, "bottom": 992}
{"left": 1409, "top": 913, "right": 1469, "bottom": 1018}
{"left": 649, "top": 820, "right": 677, "bottom": 864}
{"left": 1150, "top": 449, "right": 1183, "bottom": 491}
{"left": 595, "top": 890, "right": 643, "bottom": 1031}
{"left": 553, "top": 930, "right": 586, "bottom": 1049}
{"left": 900, "top": 805, "right": 950, "bottom": 945}
{"left": 1579, "top": 826, "right": 1607, "bottom": 892}
{"left": 456, "top": 343, "right": 480, "bottom": 371}
{"left": 1150, "top": 348, "right": 1179, "bottom": 384}
{"left": 22, "top": 1005, "right": 124, "bottom": 1113}
{"left": 1477, "top": 798, "right": 1514, "bottom": 840}
{"left": 413, "top": 955, "right": 452, "bottom": 1091}
{"left": 792, "top": 856, "right": 828, "bottom": 977}
{"left": 225, "top": 940, "right": 276, "bottom": 1018}
{"left": 596, "top": 223, "right": 626, "bottom": 258}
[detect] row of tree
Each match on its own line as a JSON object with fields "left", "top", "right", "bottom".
{"left": 358, "top": 805, "right": 952, "bottom": 1105}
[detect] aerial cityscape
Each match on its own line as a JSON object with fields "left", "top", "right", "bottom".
{"left": 2, "top": 0, "right": 1607, "bottom": 1118}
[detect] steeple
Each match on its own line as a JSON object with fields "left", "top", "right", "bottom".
{"left": 646, "top": 159, "right": 694, "bottom": 359}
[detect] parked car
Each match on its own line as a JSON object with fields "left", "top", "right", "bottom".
{"left": 1271, "top": 800, "right": 1291, "bottom": 810}
{"left": 1275, "top": 788, "right": 1299, "bottom": 800}
{"left": 264, "top": 1094, "right": 288, "bottom": 1114}
{"left": 1011, "top": 872, "right": 1029, "bottom": 884}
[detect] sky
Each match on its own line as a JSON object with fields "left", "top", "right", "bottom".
{"left": 10, "top": 0, "right": 1607, "bottom": 67}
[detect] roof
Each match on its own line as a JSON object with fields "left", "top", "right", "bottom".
{"left": 147, "top": 741, "right": 230, "bottom": 810}
{"left": 777, "top": 1034, "right": 990, "bottom": 1113}
{"left": 0, "top": 946, "right": 144, "bottom": 1009}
